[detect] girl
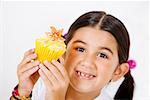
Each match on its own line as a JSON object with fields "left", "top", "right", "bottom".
{"left": 11, "top": 11, "right": 135, "bottom": 100}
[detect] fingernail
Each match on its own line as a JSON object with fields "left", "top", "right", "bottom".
{"left": 38, "top": 69, "right": 42, "bottom": 74}
{"left": 30, "top": 59, "right": 34, "bottom": 62}
{"left": 35, "top": 61, "right": 40, "bottom": 64}
{"left": 36, "top": 60, "right": 39, "bottom": 63}
{"left": 51, "top": 60, "right": 55, "bottom": 63}
{"left": 35, "top": 66, "right": 39, "bottom": 69}
{"left": 39, "top": 64, "right": 43, "bottom": 68}
{"left": 30, "top": 48, "right": 34, "bottom": 52}
{"left": 44, "top": 60, "right": 48, "bottom": 64}
{"left": 33, "top": 54, "right": 37, "bottom": 57}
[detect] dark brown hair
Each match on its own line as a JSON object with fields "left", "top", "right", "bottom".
{"left": 64, "top": 11, "right": 134, "bottom": 99}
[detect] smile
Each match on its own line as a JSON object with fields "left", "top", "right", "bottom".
{"left": 75, "top": 70, "right": 96, "bottom": 80}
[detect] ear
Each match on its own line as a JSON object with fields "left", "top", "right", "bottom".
{"left": 112, "top": 63, "right": 129, "bottom": 82}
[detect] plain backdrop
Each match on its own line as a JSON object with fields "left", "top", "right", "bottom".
{"left": 0, "top": 1, "right": 149, "bottom": 99}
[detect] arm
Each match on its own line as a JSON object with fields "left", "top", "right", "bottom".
{"left": 10, "top": 49, "right": 40, "bottom": 99}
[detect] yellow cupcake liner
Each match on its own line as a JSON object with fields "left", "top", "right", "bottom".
{"left": 35, "top": 38, "right": 66, "bottom": 63}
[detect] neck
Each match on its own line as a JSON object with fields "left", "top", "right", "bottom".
{"left": 65, "top": 85, "right": 100, "bottom": 100}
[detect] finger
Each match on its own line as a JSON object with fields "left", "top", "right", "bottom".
{"left": 24, "top": 48, "right": 35, "bottom": 57}
{"left": 51, "top": 60, "right": 69, "bottom": 82}
{"left": 43, "top": 60, "right": 64, "bottom": 82}
{"left": 38, "top": 69, "right": 53, "bottom": 90}
{"left": 59, "top": 57, "right": 64, "bottom": 65}
{"left": 39, "top": 64, "right": 58, "bottom": 86}
{"left": 19, "top": 60, "right": 40, "bottom": 74}
{"left": 21, "top": 66, "right": 39, "bottom": 79}
{"left": 20, "top": 53, "right": 37, "bottom": 66}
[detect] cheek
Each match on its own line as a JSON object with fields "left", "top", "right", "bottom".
{"left": 96, "top": 61, "right": 117, "bottom": 83}
{"left": 99, "top": 62, "right": 116, "bottom": 73}
{"left": 64, "top": 49, "right": 79, "bottom": 71}
{"left": 98, "top": 55, "right": 118, "bottom": 74}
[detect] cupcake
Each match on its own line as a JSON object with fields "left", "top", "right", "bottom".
{"left": 35, "top": 26, "right": 66, "bottom": 63}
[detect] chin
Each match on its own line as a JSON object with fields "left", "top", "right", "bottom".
{"left": 70, "top": 81, "right": 96, "bottom": 93}
{"left": 68, "top": 68, "right": 101, "bottom": 93}
{"left": 69, "top": 75, "right": 99, "bottom": 93}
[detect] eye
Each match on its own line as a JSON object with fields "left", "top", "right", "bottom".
{"left": 97, "top": 52, "right": 108, "bottom": 59}
{"left": 75, "top": 47, "right": 85, "bottom": 52}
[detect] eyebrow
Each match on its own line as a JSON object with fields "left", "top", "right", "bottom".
{"left": 72, "top": 40, "right": 113, "bottom": 55}
{"left": 99, "top": 47, "right": 113, "bottom": 55}
{"left": 72, "top": 40, "right": 87, "bottom": 45}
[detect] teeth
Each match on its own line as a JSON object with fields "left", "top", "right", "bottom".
{"left": 81, "top": 73, "right": 84, "bottom": 77}
{"left": 85, "top": 74, "right": 89, "bottom": 77}
{"left": 77, "top": 71, "right": 80, "bottom": 76}
{"left": 89, "top": 75, "right": 93, "bottom": 78}
{"left": 76, "top": 71, "right": 95, "bottom": 79}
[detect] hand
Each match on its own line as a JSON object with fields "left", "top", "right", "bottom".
{"left": 17, "top": 49, "right": 40, "bottom": 97}
{"left": 38, "top": 57, "right": 69, "bottom": 100}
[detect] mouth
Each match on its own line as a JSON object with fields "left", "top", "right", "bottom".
{"left": 75, "top": 70, "right": 96, "bottom": 80}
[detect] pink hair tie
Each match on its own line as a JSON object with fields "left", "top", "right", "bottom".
{"left": 127, "top": 59, "right": 136, "bottom": 69}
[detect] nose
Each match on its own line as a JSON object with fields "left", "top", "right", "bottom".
{"left": 80, "top": 54, "right": 95, "bottom": 68}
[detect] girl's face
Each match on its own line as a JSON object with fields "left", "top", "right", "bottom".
{"left": 64, "top": 26, "right": 119, "bottom": 93}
